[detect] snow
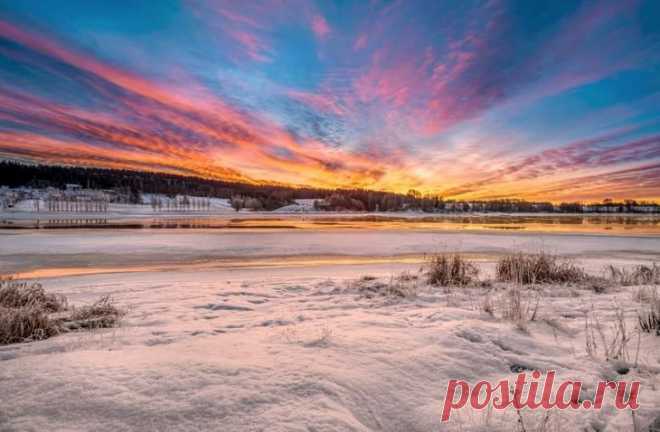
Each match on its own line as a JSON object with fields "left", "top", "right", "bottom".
{"left": 272, "top": 199, "right": 318, "bottom": 213}
{"left": 0, "top": 227, "right": 659, "bottom": 431}
{"left": 1, "top": 196, "right": 237, "bottom": 219}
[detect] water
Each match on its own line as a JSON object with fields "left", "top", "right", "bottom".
{"left": 1, "top": 213, "right": 659, "bottom": 235}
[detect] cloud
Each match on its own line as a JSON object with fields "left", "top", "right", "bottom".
{"left": 0, "top": 1, "right": 658, "bottom": 202}
{"left": 434, "top": 128, "right": 660, "bottom": 200}
{"left": 311, "top": 15, "right": 331, "bottom": 39}
{"left": 0, "top": 20, "right": 403, "bottom": 189}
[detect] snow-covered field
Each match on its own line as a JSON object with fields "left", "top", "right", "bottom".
{"left": 1, "top": 227, "right": 659, "bottom": 431}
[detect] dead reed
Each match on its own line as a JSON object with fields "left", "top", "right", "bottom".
{"left": 496, "top": 252, "right": 585, "bottom": 285}
{"left": 637, "top": 287, "right": 660, "bottom": 335}
{"left": 65, "top": 295, "right": 124, "bottom": 330}
{"left": 0, "top": 305, "right": 60, "bottom": 345}
{"left": 0, "top": 277, "right": 66, "bottom": 311}
{"left": 584, "top": 305, "right": 639, "bottom": 363}
{"left": 355, "top": 272, "right": 419, "bottom": 298}
{"left": 607, "top": 263, "right": 660, "bottom": 286}
{"left": 427, "top": 254, "right": 479, "bottom": 287}
{"left": 0, "top": 277, "right": 124, "bottom": 345}
{"left": 501, "top": 287, "right": 541, "bottom": 332}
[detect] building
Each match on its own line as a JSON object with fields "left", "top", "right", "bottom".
{"left": 65, "top": 184, "right": 82, "bottom": 192}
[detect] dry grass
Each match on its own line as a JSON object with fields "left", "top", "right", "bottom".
{"left": 578, "top": 275, "right": 615, "bottom": 294}
{"left": 427, "top": 254, "right": 479, "bottom": 287}
{"left": 585, "top": 306, "right": 639, "bottom": 364}
{"left": 638, "top": 287, "right": 660, "bottom": 335}
{"left": 0, "top": 277, "right": 124, "bottom": 345}
{"left": 385, "top": 273, "right": 419, "bottom": 298}
{"left": 385, "top": 275, "right": 417, "bottom": 298}
{"left": 481, "top": 291, "right": 495, "bottom": 317}
{"left": 501, "top": 287, "right": 541, "bottom": 332}
{"left": 66, "top": 295, "right": 124, "bottom": 330}
{"left": 496, "top": 252, "right": 585, "bottom": 285}
{"left": 607, "top": 263, "right": 660, "bottom": 286}
{"left": 0, "top": 277, "right": 66, "bottom": 312}
{"left": 354, "top": 272, "right": 419, "bottom": 299}
{"left": 0, "top": 305, "right": 60, "bottom": 345}
{"left": 639, "top": 310, "right": 660, "bottom": 335}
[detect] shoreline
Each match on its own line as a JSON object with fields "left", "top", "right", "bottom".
{"left": 1, "top": 211, "right": 659, "bottom": 237}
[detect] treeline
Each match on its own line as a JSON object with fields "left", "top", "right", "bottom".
{"left": 316, "top": 193, "right": 555, "bottom": 212}
{"left": 1, "top": 161, "right": 658, "bottom": 213}
{"left": 0, "top": 161, "right": 320, "bottom": 200}
{"left": 0, "top": 161, "right": 440, "bottom": 211}
{"left": 315, "top": 191, "right": 442, "bottom": 212}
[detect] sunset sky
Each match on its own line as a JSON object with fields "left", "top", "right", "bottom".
{"left": 1, "top": 0, "right": 659, "bottom": 201}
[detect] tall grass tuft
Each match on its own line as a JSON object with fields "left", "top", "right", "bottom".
{"left": 496, "top": 252, "right": 585, "bottom": 285}
{"left": 638, "top": 288, "right": 660, "bottom": 335}
{"left": 639, "top": 310, "right": 660, "bottom": 335}
{"left": 0, "top": 305, "right": 60, "bottom": 345}
{"left": 0, "top": 277, "right": 124, "bottom": 345}
{"left": 0, "top": 277, "right": 66, "bottom": 312}
{"left": 427, "top": 254, "right": 479, "bottom": 287}
{"left": 607, "top": 263, "right": 660, "bottom": 286}
{"left": 66, "top": 295, "right": 124, "bottom": 330}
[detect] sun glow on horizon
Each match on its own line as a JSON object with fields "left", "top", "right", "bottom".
{"left": 0, "top": 1, "right": 659, "bottom": 201}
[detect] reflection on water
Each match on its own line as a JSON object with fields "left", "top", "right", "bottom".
{"left": 1, "top": 214, "right": 659, "bottom": 235}
{"left": 13, "top": 254, "right": 440, "bottom": 279}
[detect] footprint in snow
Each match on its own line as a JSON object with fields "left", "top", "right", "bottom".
{"left": 195, "top": 303, "right": 253, "bottom": 312}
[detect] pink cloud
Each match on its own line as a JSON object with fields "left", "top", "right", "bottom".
{"left": 226, "top": 29, "right": 271, "bottom": 62}
{"left": 287, "top": 90, "right": 346, "bottom": 116}
{"left": 311, "top": 15, "right": 331, "bottom": 39}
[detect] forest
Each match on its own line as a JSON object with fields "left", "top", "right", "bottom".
{"left": 1, "top": 161, "right": 657, "bottom": 213}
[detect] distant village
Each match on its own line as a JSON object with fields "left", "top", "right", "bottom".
{"left": 0, "top": 184, "right": 213, "bottom": 213}
{"left": 1, "top": 184, "right": 658, "bottom": 214}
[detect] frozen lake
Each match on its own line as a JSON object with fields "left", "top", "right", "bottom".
{"left": 2, "top": 220, "right": 659, "bottom": 431}
{"left": 2, "top": 220, "right": 660, "bottom": 278}
{"left": 2, "top": 212, "right": 660, "bottom": 235}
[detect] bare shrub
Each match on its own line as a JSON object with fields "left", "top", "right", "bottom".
{"left": 427, "top": 254, "right": 479, "bottom": 287}
{"left": 607, "top": 263, "right": 660, "bottom": 286}
{"left": 496, "top": 252, "right": 585, "bottom": 285}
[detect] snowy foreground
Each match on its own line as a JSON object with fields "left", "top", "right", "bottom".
{"left": 1, "top": 229, "right": 660, "bottom": 431}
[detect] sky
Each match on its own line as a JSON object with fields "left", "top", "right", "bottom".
{"left": 0, "top": 0, "right": 659, "bottom": 202}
